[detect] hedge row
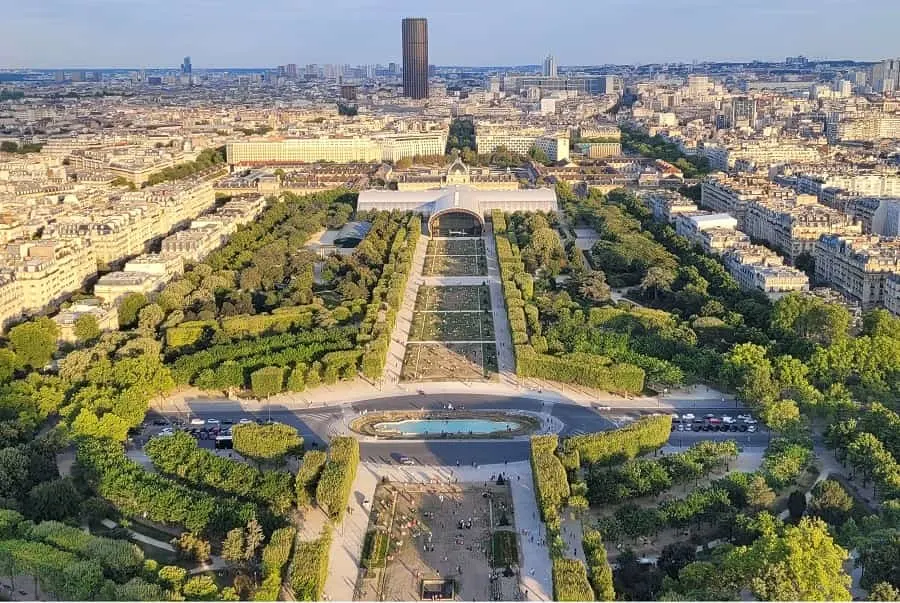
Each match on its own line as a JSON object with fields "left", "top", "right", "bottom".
{"left": 582, "top": 529, "right": 615, "bottom": 601}
{"left": 289, "top": 527, "right": 332, "bottom": 601}
{"left": 296, "top": 450, "right": 327, "bottom": 507}
{"left": 27, "top": 520, "right": 144, "bottom": 581}
{"left": 563, "top": 415, "right": 672, "bottom": 465}
{"left": 144, "top": 432, "right": 295, "bottom": 515}
{"left": 254, "top": 527, "right": 296, "bottom": 601}
{"left": 361, "top": 214, "right": 420, "bottom": 380}
{"left": 531, "top": 436, "right": 571, "bottom": 520}
{"left": 515, "top": 346, "right": 645, "bottom": 393}
{"left": 314, "top": 437, "right": 360, "bottom": 522}
{"left": 361, "top": 529, "right": 389, "bottom": 569}
{"left": 552, "top": 558, "right": 595, "bottom": 601}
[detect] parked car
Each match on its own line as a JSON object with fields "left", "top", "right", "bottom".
{"left": 682, "top": 413, "right": 696, "bottom": 421}
{"left": 152, "top": 419, "right": 168, "bottom": 426}
{"left": 722, "top": 416, "right": 735, "bottom": 424}
{"left": 399, "top": 455, "right": 416, "bottom": 465}
{"left": 747, "top": 425, "right": 758, "bottom": 433}
{"left": 158, "top": 428, "right": 175, "bottom": 437}
{"left": 222, "top": 419, "right": 234, "bottom": 426}
{"left": 190, "top": 418, "right": 205, "bottom": 426}
{"left": 737, "top": 414, "right": 753, "bottom": 422}
{"left": 206, "top": 418, "right": 220, "bottom": 425}
{"left": 239, "top": 419, "right": 253, "bottom": 424}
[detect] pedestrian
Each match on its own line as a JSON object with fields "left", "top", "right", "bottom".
{"left": 530, "top": 568, "right": 535, "bottom": 577}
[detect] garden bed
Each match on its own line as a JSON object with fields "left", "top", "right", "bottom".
{"left": 409, "top": 311, "right": 495, "bottom": 341}
{"left": 401, "top": 343, "right": 498, "bottom": 381}
{"left": 414, "top": 285, "right": 491, "bottom": 312}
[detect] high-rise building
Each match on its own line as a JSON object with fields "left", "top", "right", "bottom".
{"left": 543, "top": 54, "right": 557, "bottom": 78}
{"left": 871, "top": 59, "right": 900, "bottom": 94}
{"left": 731, "top": 97, "right": 757, "bottom": 128}
{"left": 182, "top": 56, "right": 192, "bottom": 75}
{"left": 285, "top": 63, "right": 297, "bottom": 78}
{"left": 402, "top": 17, "right": 428, "bottom": 99}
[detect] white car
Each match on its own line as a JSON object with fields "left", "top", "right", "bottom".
{"left": 737, "top": 414, "right": 753, "bottom": 422}
{"left": 238, "top": 418, "right": 253, "bottom": 424}
{"left": 743, "top": 418, "right": 759, "bottom": 425}
{"left": 747, "top": 424, "right": 758, "bottom": 432}
{"left": 189, "top": 418, "right": 205, "bottom": 426}
{"left": 681, "top": 413, "right": 695, "bottom": 421}
{"left": 722, "top": 416, "right": 735, "bottom": 424}
{"left": 158, "top": 428, "right": 175, "bottom": 437}
{"left": 206, "top": 418, "right": 220, "bottom": 425}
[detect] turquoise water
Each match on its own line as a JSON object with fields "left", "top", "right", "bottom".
{"left": 374, "top": 418, "right": 520, "bottom": 436}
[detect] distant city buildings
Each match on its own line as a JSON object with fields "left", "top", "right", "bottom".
{"left": 542, "top": 54, "right": 558, "bottom": 78}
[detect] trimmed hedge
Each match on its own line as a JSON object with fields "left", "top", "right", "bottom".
{"left": 582, "top": 529, "right": 615, "bottom": 601}
{"left": 27, "top": 520, "right": 144, "bottom": 581}
{"left": 296, "top": 450, "right": 327, "bottom": 507}
{"left": 232, "top": 422, "right": 303, "bottom": 463}
{"left": 290, "top": 527, "right": 332, "bottom": 601}
{"left": 563, "top": 415, "right": 671, "bottom": 465}
{"left": 552, "top": 558, "right": 595, "bottom": 601}
{"left": 515, "top": 347, "right": 645, "bottom": 393}
{"left": 314, "top": 437, "right": 360, "bottom": 522}
{"left": 361, "top": 529, "right": 389, "bottom": 569}
{"left": 531, "top": 436, "right": 570, "bottom": 520}
{"left": 254, "top": 526, "right": 296, "bottom": 601}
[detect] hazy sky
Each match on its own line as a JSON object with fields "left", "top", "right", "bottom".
{"left": 2, "top": 0, "right": 898, "bottom": 68}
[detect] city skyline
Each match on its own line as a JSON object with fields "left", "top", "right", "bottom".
{"left": 3, "top": 0, "right": 900, "bottom": 69}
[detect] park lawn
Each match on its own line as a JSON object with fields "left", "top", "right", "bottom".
{"left": 491, "top": 530, "right": 519, "bottom": 568}
{"left": 401, "top": 343, "right": 498, "bottom": 381}
{"left": 423, "top": 254, "right": 487, "bottom": 277}
{"left": 414, "top": 285, "right": 491, "bottom": 312}
{"left": 409, "top": 311, "right": 494, "bottom": 341}
{"left": 426, "top": 238, "right": 484, "bottom": 256}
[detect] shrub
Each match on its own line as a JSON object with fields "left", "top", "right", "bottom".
{"left": 552, "top": 558, "right": 595, "bottom": 601}
{"left": 296, "top": 451, "right": 327, "bottom": 507}
{"left": 314, "top": 437, "right": 359, "bottom": 522}
{"left": 289, "top": 527, "right": 332, "bottom": 600}
{"left": 233, "top": 423, "right": 303, "bottom": 463}
{"left": 563, "top": 415, "right": 671, "bottom": 465}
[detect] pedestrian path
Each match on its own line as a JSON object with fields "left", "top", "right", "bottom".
{"left": 482, "top": 227, "right": 516, "bottom": 380}
{"left": 384, "top": 234, "right": 429, "bottom": 386}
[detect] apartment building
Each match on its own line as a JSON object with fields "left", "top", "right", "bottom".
{"left": 645, "top": 190, "right": 698, "bottom": 223}
{"left": 845, "top": 197, "right": 900, "bottom": 236}
{"left": 94, "top": 271, "right": 167, "bottom": 305}
{"left": 0, "top": 276, "right": 22, "bottom": 331}
{"left": 475, "top": 128, "right": 570, "bottom": 161}
{"left": 722, "top": 244, "right": 809, "bottom": 299}
{"left": 377, "top": 132, "right": 448, "bottom": 162}
{"left": 797, "top": 172, "right": 900, "bottom": 200}
{"left": 743, "top": 196, "right": 861, "bottom": 261}
{"left": 124, "top": 253, "right": 184, "bottom": 279}
{"left": 702, "top": 141, "right": 821, "bottom": 172}
{"left": 7, "top": 240, "right": 98, "bottom": 314}
{"left": 226, "top": 138, "right": 381, "bottom": 165}
{"left": 674, "top": 212, "right": 738, "bottom": 245}
{"left": 699, "top": 227, "right": 750, "bottom": 255}
{"left": 53, "top": 300, "right": 118, "bottom": 343}
{"left": 160, "top": 224, "right": 227, "bottom": 263}
{"left": 574, "top": 142, "right": 622, "bottom": 158}
{"left": 814, "top": 234, "right": 900, "bottom": 309}
{"left": 885, "top": 274, "right": 900, "bottom": 316}
{"left": 700, "top": 174, "right": 777, "bottom": 228}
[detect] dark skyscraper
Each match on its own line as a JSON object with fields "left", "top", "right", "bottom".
{"left": 182, "top": 56, "right": 192, "bottom": 75}
{"left": 402, "top": 17, "right": 428, "bottom": 99}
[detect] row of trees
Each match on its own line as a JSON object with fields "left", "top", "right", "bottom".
{"left": 295, "top": 450, "right": 327, "bottom": 507}
{"left": 75, "top": 437, "right": 268, "bottom": 538}
{"left": 562, "top": 415, "right": 672, "bottom": 465}
{"left": 253, "top": 527, "right": 296, "bottom": 601}
{"left": 289, "top": 527, "right": 332, "bottom": 600}
{"left": 144, "top": 147, "right": 227, "bottom": 187}
{"left": 586, "top": 440, "right": 738, "bottom": 504}
{"left": 620, "top": 125, "right": 712, "bottom": 179}
{"left": 144, "top": 432, "right": 295, "bottom": 515}
{"left": 314, "top": 437, "right": 360, "bottom": 522}
{"left": 552, "top": 558, "right": 595, "bottom": 601}
{"left": 582, "top": 529, "right": 615, "bottom": 600}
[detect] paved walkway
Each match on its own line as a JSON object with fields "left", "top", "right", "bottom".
{"left": 483, "top": 225, "right": 516, "bottom": 380}
{"left": 384, "top": 234, "right": 429, "bottom": 386}
{"left": 361, "top": 461, "right": 553, "bottom": 601}
{"left": 152, "top": 380, "right": 734, "bottom": 414}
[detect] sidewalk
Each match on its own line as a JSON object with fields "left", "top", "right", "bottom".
{"left": 483, "top": 228, "right": 516, "bottom": 381}
{"left": 384, "top": 234, "right": 429, "bottom": 385}
{"left": 152, "top": 379, "right": 733, "bottom": 413}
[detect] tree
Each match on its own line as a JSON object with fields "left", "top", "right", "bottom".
{"left": 869, "top": 582, "right": 900, "bottom": 601}
{"left": 137, "top": 304, "right": 165, "bottom": 334}
{"left": 182, "top": 575, "right": 218, "bottom": 600}
{"left": 157, "top": 566, "right": 187, "bottom": 593}
{"left": 118, "top": 293, "right": 148, "bottom": 328}
{"left": 73, "top": 314, "right": 101, "bottom": 344}
{"left": 0, "top": 447, "right": 29, "bottom": 500}
{"left": 232, "top": 423, "right": 302, "bottom": 462}
{"left": 578, "top": 271, "right": 611, "bottom": 303}
{"left": 746, "top": 474, "right": 776, "bottom": 511}
{"left": 726, "top": 516, "right": 851, "bottom": 601}
{"left": 250, "top": 366, "right": 284, "bottom": 399}
{"left": 787, "top": 490, "right": 807, "bottom": 522}
{"left": 772, "top": 292, "right": 851, "bottom": 348}
{"left": 722, "top": 343, "right": 777, "bottom": 405}
{"left": 173, "top": 533, "right": 211, "bottom": 563}
{"left": 858, "top": 532, "right": 900, "bottom": 590}
{"left": 658, "top": 541, "right": 696, "bottom": 579}
{"left": 26, "top": 478, "right": 83, "bottom": 522}
{"left": 640, "top": 266, "right": 676, "bottom": 300}
{"left": 243, "top": 518, "right": 265, "bottom": 562}
{"left": 9, "top": 318, "right": 59, "bottom": 369}
{"left": 762, "top": 399, "right": 801, "bottom": 432}
{"left": 809, "top": 480, "right": 854, "bottom": 526}
{"left": 528, "top": 145, "right": 550, "bottom": 164}
{"left": 222, "top": 528, "right": 245, "bottom": 566}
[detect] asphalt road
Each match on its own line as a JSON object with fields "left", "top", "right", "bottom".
{"left": 145, "top": 394, "right": 769, "bottom": 464}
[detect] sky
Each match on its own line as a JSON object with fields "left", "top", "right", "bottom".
{"left": 2, "top": 0, "right": 899, "bottom": 69}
